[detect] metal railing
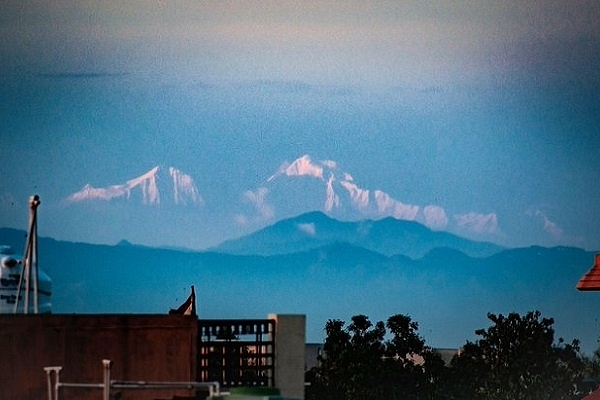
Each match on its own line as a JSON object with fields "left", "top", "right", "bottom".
{"left": 44, "top": 359, "right": 221, "bottom": 400}
{"left": 198, "top": 319, "right": 276, "bottom": 388}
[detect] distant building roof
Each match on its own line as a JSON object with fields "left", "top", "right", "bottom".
{"left": 577, "top": 254, "right": 600, "bottom": 291}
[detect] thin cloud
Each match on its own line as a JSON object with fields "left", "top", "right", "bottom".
{"left": 373, "top": 190, "right": 420, "bottom": 220}
{"left": 234, "top": 214, "right": 249, "bottom": 226}
{"left": 296, "top": 222, "right": 316, "bottom": 236}
{"left": 238, "top": 187, "right": 274, "bottom": 225}
{"left": 38, "top": 72, "right": 129, "bottom": 79}
{"left": 423, "top": 205, "right": 448, "bottom": 230}
{"left": 243, "top": 80, "right": 314, "bottom": 94}
{"left": 454, "top": 212, "right": 498, "bottom": 234}
{"left": 527, "top": 209, "right": 564, "bottom": 238}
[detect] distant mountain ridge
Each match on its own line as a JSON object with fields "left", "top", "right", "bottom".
{"left": 247, "top": 154, "right": 502, "bottom": 246}
{"left": 55, "top": 154, "right": 571, "bottom": 251}
{"left": 213, "top": 211, "right": 503, "bottom": 259}
{"left": 65, "top": 165, "right": 203, "bottom": 206}
{"left": 0, "top": 225, "right": 596, "bottom": 355}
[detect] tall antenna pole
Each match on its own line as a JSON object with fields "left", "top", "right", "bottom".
{"left": 14, "top": 195, "right": 40, "bottom": 314}
{"left": 32, "top": 195, "right": 40, "bottom": 313}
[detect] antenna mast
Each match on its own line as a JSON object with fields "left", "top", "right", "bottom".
{"left": 14, "top": 195, "right": 41, "bottom": 314}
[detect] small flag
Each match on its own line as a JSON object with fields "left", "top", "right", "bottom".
{"left": 169, "top": 285, "right": 197, "bottom": 316}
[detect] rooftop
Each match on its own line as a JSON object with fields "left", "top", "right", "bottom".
{"left": 577, "top": 254, "right": 600, "bottom": 291}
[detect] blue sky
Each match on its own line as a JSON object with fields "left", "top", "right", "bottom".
{"left": 1, "top": 1, "right": 599, "bottom": 251}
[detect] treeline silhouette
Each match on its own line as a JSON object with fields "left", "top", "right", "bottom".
{"left": 305, "top": 311, "right": 596, "bottom": 400}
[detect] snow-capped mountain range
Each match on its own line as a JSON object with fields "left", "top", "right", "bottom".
{"left": 260, "top": 155, "right": 498, "bottom": 236}
{"left": 66, "top": 166, "right": 203, "bottom": 206}
{"left": 64, "top": 155, "right": 500, "bottom": 243}
{"left": 268, "top": 155, "right": 437, "bottom": 224}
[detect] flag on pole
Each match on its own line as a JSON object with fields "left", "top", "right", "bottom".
{"left": 169, "top": 285, "right": 197, "bottom": 316}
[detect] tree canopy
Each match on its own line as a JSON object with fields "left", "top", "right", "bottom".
{"left": 306, "top": 313, "right": 444, "bottom": 400}
{"left": 447, "top": 311, "right": 584, "bottom": 399}
{"left": 306, "top": 311, "right": 586, "bottom": 400}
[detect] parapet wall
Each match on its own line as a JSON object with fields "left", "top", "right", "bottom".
{"left": 0, "top": 314, "right": 198, "bottom": 400}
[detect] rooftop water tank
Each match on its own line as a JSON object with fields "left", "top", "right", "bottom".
{"left": 0, "top": 245, "right": 52, "bottom": 314}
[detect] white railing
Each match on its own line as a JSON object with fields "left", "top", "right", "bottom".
{"left": 44, "top": 359, "right": 221, "bottom": 400}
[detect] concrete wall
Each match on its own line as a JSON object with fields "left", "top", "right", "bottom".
{"left": 269, "top": 314, "right": 306, "bottom": 400}
{"left": 0, "top": 314, "right": 307, "bottom": 400}
{"left": 0, "top": 314, "right": 198, "bottom": 400}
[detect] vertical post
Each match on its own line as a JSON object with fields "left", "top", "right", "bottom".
{"left": 268, "top": 314, "right": 306, "bottom": 400}
{"left": 32, "top": 196, "right": 39, "bottom": 313}
{"left": 13, "top": 195, "right": 40, "bottom": 314}
{"left": 23, "top": 252, "right": 30, "bottom": 313}
{"left": 44, "top": 366, "right": 62, "bottom": 400}
{"left": 102, "top": 359, "right": 112, "bottom": 400}
{"left": 44, "top": 367, "right": 53, "bottom": 400}
{"left": 55, "top": 366, "right": 61, "bottom": 400}
{"left": 24, "top": 196, "right": 38, "bottom": 313}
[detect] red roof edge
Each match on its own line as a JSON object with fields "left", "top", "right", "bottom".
{"left": 583, "top": 387, "right": 600, "bottom": 400}
{"left": 577, "top": 254, "right": 600, "bottom": 291}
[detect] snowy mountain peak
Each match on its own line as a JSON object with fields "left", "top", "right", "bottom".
{"left": 66, "top": 165, "right": 203, "bottom": 206}
{"left": 265, "top": 154, "right": 395, "bottom": 214}
{"left": 254, "top": 154, "right": 499, "bottom": 241}
{"left": 259, "top": 154, "right": 454, "bottom": 232}
{"left": 267, "top": 154, "right": 337, "bottom": 182}
{"left": 169, "top": 166, "right": 202, "bottom": 206}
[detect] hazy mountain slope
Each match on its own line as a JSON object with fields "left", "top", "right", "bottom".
{"left": 0, "top": 228, "right": 28, "bottom": 251}
{"left": 52, "top": 154, "right": 524, "bottom": 252}
{"left": 213, "top": 211, "right": 503, "bottom": 258}
{"left": 0, "top": 228, "right": 596, "bottom": 354}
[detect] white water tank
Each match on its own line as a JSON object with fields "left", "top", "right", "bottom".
{"left": 0, "top": 245, "right": 52, "bottom": 313}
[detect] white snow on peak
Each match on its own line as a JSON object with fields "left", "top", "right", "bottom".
{"left": 67, "top": 183, "right": 129, "bottom": 202}
{"left": 265, "top": 154, "right": 428, "bottom": 223}
{"left": 169, "top": 167, "right": 203, "bottom": 205}
{"left": 374, "top": 190, "right": 420, "bottom": 220}
{"left": 268, "top": 154, "right": 326, "bottom": 182}
{"left": 321, "top": 159, "right": 337, "bottom": 169}
{"left": 324, "top": 174, "right": 340, "bottom": 212}
{"left": 126, "top": 166, "right": 160, "bottom": 205}
{"left": 256, "top": 154, "right": 504, "bottom": 238}
{"left": 263, "top": 154, "right": 429, "bottom": 222}
{"left": 340, "top": 180, "right": 370, "bottom": 210}
{"left": 66, "top": 166, "right": 203, "bottom": 206}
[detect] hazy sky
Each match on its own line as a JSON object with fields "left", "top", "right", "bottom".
{"left": 1, "top": 1, "right": 599, "bottom": 250}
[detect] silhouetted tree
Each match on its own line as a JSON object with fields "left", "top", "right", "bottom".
{"left": 306, "top": 315, "right": 385, "bottom": 399}
{"left": 577, "top": 342, "right": 600, "bottom": 394}
{"left": 446, "top": 311, "right": 584, "bottom": 400}
{"left": 382, "top": 314, "right": 446, "bottom": 399}
{"left": 306, "top": 314, "right": 445, "bottom": 400}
